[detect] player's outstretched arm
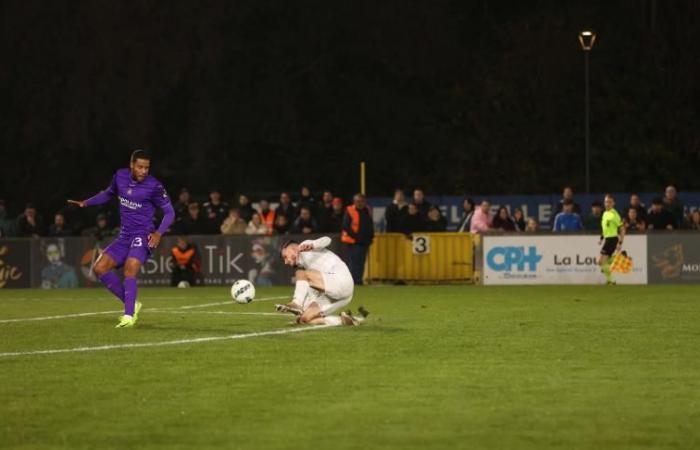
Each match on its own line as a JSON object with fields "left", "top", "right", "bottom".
{"left": 67, "top": 199, "right": 87, "bottom": 208}
{"left": 72, "top": 175, "right": 118, "bottom": 207}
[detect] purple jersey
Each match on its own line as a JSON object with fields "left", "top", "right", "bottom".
{"left": 85, "top": 168, "right": 175, "bottom": 236}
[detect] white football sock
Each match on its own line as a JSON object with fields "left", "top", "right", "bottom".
{"left": 292, "top": 280, "right": 310, "bottom": 307}
{"left": 323, "top": 315, "right": 342, "bottom": 326}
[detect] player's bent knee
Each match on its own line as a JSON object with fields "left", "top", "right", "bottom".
{"left": 123, "top": 260, "right": 141, "bottom": 277}
{"left": 93, "top": 259, "right": 110, "bottom": 276}
{"left": 93, "top": 264, "right": 107, "bottom": 276}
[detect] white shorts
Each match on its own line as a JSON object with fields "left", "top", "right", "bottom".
{"left": 307, "top": 267, "right": 354, "bottom": 316}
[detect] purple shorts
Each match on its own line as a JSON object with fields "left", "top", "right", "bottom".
{"left": 103, "top": 234, "right": 153, "bottom": 267}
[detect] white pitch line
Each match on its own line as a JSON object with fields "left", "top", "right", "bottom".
{"left": 0, "top": 296, "right": 288, "bottom": 324}
{"left": 154, "top": 310, "right": 287, "bottom": 317}
{"left": 0, "top": 310, "right": 121, "bottom": 323}
{"left": 0, "top": 325, "right": 333, "bottom": 358}
{"left": 2, "top": 295, "right": 288, "bottom": 302}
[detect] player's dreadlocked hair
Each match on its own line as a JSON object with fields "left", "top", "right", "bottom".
{"left": 130, "top": 149, "right": 151, "bottom": 163}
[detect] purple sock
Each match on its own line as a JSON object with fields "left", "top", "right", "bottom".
{"left": 123, "top": 277, "right": 138, "bottom": 316}
{"left": 98, "top": 271, "right": 124, "bottom": 303}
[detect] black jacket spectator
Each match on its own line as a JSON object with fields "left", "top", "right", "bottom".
{"left": 663, "top": 186, "right": 684, "bottom": 228}
{"left": 401, "top": 204, "right": 426, "bottom": 234}
{"left": 273, "top": 215, "right": 291, "bottom": 235}
{"left": 48, "top": 213, "right": 73, "bottom": 237}
{"left": 16, "top": 204, "right": 45, "bottom": 237}
{"left": 412, "top": 189, "right": 431, "bottom": 219}
{"left": 627, "top": 194, "right": 647, "bottom": 222}
{"left": 291, "top": 207, "right": 318, "bottom": 234}
{"left": 320, "top": 198, "right": 344, "bottom": 233}
{"left": 492, "top": 207, "right": 517, "bottom": 231}
{"left": 297, "top": 187, "right": 316, "bottom": 215}
{"left": 647, "top": 205, "right": 675, "bottom": 230}
{"left": 202, "top": 190, "right": 229, "bottom": 234}
{"left": 276, "top": 192, "right": 297, "bottom": 223}
{"left": 174, "top": 203, "right": 208, "bottom": 235}
{"left": 385, "top": 203, "right": 407, "bottom": 232}
{"left": 237, "top": 194, "right": 256, "bottom": 223}
{"left": 316, "top": 190, "right": 333, "bottom": 224}
{"left": 174, "top": 188, "right": 191, "bottom": 221}
{"left": 425, "top": 206, "right": 447, "bottom": 231}
{"left": 385, "top": 189, "right": 408, "bottom": 232}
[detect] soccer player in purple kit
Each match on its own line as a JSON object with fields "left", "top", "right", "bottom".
{"left": 68, "top": 150, "right": 175, "bottom": 328}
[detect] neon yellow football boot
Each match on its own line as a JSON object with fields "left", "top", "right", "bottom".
{"left": 115, "top": 315, "right": 135, "bottom": 328}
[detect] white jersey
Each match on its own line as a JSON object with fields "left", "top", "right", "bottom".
{"left": 296, "top": 236, "right": 354, "bottom": 305}
{"left": 297, "top": 236, "right": 349, "bottom": 274}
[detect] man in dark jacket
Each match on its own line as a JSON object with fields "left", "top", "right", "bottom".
{"left": 276, "top": 191, "right": 297, "bottom": 223}
{"left": 322, "top": 197, "right": 344, "bottom": 233}
{"left": 413, "top": 189, "right": 431, "bottom": 220}
{"left": 290, "top": 206, "right": 318, "bottom": 234}
{"left": 237, "top": 194, "right": 256, "bottom": 223}
{"left": 384, "top": 189, "right": 408, "bottom": 232}
{"left": 647, "top": 198, "right": 676, "bottom": 230}
{"left": 16, "top": 203, "right": 45, "bottom": 238}
{"left": 341, "top": 194, "right": 374, "bottom": 285}
{"left": 202, "top": 189, "right": 229, "bottom": 234}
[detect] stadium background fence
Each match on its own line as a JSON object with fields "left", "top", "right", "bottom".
{"left": 1, "top": 232, "right": 699, "bottom": 289}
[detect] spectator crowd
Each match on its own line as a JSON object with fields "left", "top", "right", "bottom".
{"left": 384, "top": 185, "right": 698, "bottom": 234}
{"left": 0, "top": 184, "right": 697, "bottom": 240}
{"left": 0, "top": 187, "right": 354, "bottom": 240}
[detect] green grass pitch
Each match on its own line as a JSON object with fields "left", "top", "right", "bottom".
{"left": 1, "top": 285, "right": 700, "bottom": 450}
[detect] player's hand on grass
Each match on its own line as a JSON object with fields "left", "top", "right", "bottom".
{"left": 298, "top": 243, "right": 313, "bottom": 252}
{"left": 148, "top": 232, "right": 162, "bottom": 248}
{"left": 67, "top": 199, "right": 86, "bottom": 208}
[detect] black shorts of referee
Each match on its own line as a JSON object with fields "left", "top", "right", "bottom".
{"left": 600, "top": 237, "right": 619, "bottom": 256}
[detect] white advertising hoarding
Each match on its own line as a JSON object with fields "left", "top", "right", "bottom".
{"left": 482, "top": 235, "right": 647, "bottom": 285}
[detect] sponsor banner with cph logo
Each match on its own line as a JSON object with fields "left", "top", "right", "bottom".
{"left": 482, "top": 235, "right": 648, "bottom": 285}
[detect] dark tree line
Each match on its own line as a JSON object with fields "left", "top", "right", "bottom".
{"left": 0, "top": 0, "right": 698, "bottom": 216}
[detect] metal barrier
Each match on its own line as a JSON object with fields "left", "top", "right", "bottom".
{"left": 366, "top": 233, "right": 474, "bottom": 283}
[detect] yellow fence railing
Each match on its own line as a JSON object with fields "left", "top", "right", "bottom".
{"left": 366, "top": 233, "right": 474, "bottom": 283}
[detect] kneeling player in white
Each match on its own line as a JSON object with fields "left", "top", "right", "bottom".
{"left": 279, "top": 237, "right": 366, "bottom": 326}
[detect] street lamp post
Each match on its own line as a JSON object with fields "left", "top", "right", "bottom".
{"left": 579, "top": 30, "right": 596, "bottom": 194}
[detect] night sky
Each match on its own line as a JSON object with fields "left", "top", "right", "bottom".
{"left": 1, "top": 0, "right": 698, "bottom": 215}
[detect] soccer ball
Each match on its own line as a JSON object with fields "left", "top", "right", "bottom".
{"left": 177, "top": 281, "right": 190, "bottom": 288}
{"left": 230, "top": 279, "right": 255, "bottom": 304}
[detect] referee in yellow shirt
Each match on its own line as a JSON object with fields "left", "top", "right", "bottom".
{"left": 598, "top": 194, "right": 625, "bottom": 285}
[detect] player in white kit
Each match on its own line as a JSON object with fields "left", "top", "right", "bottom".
{"left": 278, "top": 236, "right": 367, "bottom": 326}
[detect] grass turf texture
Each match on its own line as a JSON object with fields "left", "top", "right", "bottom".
{"left": 1, "top": 285, "right": 699, "bottom": 450}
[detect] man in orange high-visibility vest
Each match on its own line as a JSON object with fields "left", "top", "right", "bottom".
{"left": 258, "top": 199, "right": 276, "bottom": 235}
{"left": 341, "top": 194, "right": 374, "bottom": 284}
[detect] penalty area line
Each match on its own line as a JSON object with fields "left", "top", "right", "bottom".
{"left": 0, "top": 325, "right": 333, "bottom": 358}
